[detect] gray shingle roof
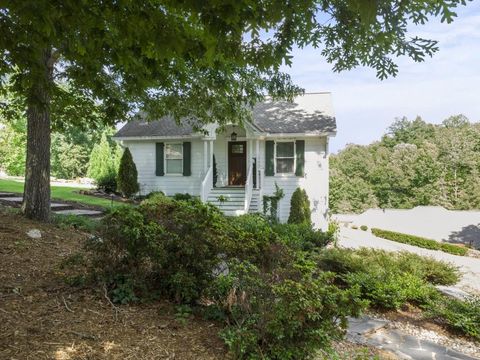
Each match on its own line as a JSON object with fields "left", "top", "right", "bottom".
{"left": 114, "top": 93, "right": 336, "bottom": 138}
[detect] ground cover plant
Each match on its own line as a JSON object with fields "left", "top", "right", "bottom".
{"left": 371, "top": 228, "right": 468, "bottom": 256}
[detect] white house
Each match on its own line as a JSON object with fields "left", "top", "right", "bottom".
{"left": 113, "top": 93, "right": 336, "bottom": 230}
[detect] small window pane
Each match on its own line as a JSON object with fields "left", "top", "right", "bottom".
{"left": 276, "top": 142, "right": 294, "bottom": 157}
{"left": 166, "top": 144, "right": 183, "bottom": 159}
{"left": 166, "top": 159, "right": 182, "bottom": 173}
{"left": 231, "top": 144, "right": 244, "bottom": 154}
{"left": 276, "top": 158, "right": 294, "bottom": 173}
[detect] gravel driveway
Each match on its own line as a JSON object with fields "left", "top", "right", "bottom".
{"left": 339, "top": 227, "right": 480, "bottom": 295}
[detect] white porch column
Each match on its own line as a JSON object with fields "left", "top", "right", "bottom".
{"left": 203, "top": 140, "right": 208, "bottom": 173}
{"left": 209, "top": 140, "right": 214, "bottom": 167}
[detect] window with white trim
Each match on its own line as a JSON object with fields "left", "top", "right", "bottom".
{"left": 165, "top": 143, "right": 183, "bottom": 174}
{"left": 275, "top": 141, "right": 295, "bottom": 174}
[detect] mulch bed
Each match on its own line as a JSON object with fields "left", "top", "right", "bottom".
{"left": 0, "top": 209, "right": 226, "bottom": 359}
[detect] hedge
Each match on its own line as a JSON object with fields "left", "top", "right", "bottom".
{"left": 371, "top": 228, "right": 468, "bottom": 256}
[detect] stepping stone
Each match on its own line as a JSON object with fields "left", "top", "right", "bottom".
{"left": 0, "top": 197, "right": 24, "bottom": 203}
{"left": 54, "top": 209, "right": 103, "bottom": 217}
{"left": 436, "top": 285, "right": 472, "bottom": 301}
{"left": 0, "top": 192, "right": 17, "bottom": 197}
{"left": 50, "top": 203, "right": 74, "bottom": 211}
{"left": 347, "top": 316, "right": 389, "bottom": 336}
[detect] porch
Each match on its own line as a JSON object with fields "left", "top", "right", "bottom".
{"left": 199, "top": 124, "right": 264, "bottom": 215}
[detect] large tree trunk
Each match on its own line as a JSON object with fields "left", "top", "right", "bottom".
{"left": 22, "top": 49, "right": 54, "bottom": 221}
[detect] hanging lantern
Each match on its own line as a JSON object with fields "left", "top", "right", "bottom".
{"left": 230, "top": 131, "right": 237, "bottom": 141}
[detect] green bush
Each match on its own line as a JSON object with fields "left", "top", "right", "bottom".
{"left": 172, "top": 193, "right": 194, "bottom": 201}
{"left": 425, "top": 296, "right": 480, "bottom": 340}
{"left": 273, "top": 222, "right": 335, "bottom": 251}
{"left": 88, "top": 195, "right": 230, "bottom": 304}
{"left": 208, "top": 257, "right": 366, "bottom": 359}
{"left": 53, "top": 214, "right": 99, "bottom": 232}
{"left": 288, "top": 187, "right": 311, "bottom": 225}
{"left": 96, "top": 170, "right": 118, "bottom": 193}
{"left": 371, "top": 228, "right": 468, "bottom": 256}
{"left": 317, "top": 248, "right": 460, "bottom": 309}
{"left": 117, "top": 147, "right": 139, "bottom": 198}
{"left": 360, "top": 225, "right": 368, "bottom": 231}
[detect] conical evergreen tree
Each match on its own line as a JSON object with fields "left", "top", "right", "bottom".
{"left": 117, "top": 147, "right": 139, "bottom": 198}
{"left": 288, "top": 187, "right": 311, "bottom": 225}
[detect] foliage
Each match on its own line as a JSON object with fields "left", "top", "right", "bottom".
{"left": 87, "top": 131, "right": 122, "bottom": 192}
{"left": 273, "top": 222, "right": 335, "bottom": 251}
{"left": 87, "top": 195, "right": 229, "bottom": 303}
{"left": 53, "top": 214, "right": 99, "bottom": 232}
{"left": 317, "top": 248, "right": 460, "bottom": 309}
{"left": 117, "top": 147, "right": 139, "bottom": 198}
{"left": 0, "top": 112, "right": 108, "bottom": 179}
{"left": 263, "top": 182, "right": 285, "bottom": 222}
{"left": 424, "top": 296, "right": 480, "bottom": 340}
{"left": 360, "top": 225, "right": 368, "bottom": 231}
{"left": 288, "top": 187, "right": 311, "bottom": 225}
{"left": 172, "top": 193, "right": 194, "bottom": 201}
{"left": 330, "top": 116, "right": 480, "bottom": 213}
{"left": 371, "top": 228, "right": 468, "bottom": 256}
{"left": 208, "top": 257, "right": 366, "bottom": 359}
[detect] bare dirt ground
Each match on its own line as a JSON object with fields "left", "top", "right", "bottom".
{"left": 0, "top": 209, "right": 226, "bottom": 360}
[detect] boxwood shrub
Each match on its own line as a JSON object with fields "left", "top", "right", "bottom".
{"left": 371, "top": 228, "right": 468, "bottom": 256}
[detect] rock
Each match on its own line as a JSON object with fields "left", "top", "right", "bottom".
{"left": 436, "top": 285, "right": 472, "bottom": 301}
{"left": 26, "top": 229, "right": 42, "bottom": 239}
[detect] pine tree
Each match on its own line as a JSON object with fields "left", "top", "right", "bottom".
{"left": 117, "top": 148, "right": 139, "bottom": 198}
{"left": 288, "top": 187, "right": 311, "bottom": 225}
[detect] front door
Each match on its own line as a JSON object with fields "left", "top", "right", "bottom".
{"left": 228, "top": 141, "right": 247, "bottom": 186}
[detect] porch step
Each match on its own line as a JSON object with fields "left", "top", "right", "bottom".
{"left": 207, "top": 187, "right": 246, "bottom": 215}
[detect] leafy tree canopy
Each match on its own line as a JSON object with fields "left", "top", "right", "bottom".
{"left": 330, "top": 115, "right": 480, "bottom": 213}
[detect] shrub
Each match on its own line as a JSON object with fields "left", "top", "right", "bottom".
{"left": 273, "top": 222, "right": 335, "bottom": 251}
{"left": 53, "top": 214, "right": 99, "bottom": 232}
{"left": 96, "top": 170, "right": 118, "bottom": 193}
{"left": 208, "top": 257, "right": 366, "bottom": 359}
{"left": 425, "top": 296, "right": 480, "bottom": 340}
{"left": 317, "top": 248, "right": 460, "bottom": 309}
{"left": 172, "top": 193, "right": 194, "bottom": 201}
{"left": 371, "top": 228, "right": 468, "bottom": 256}
{"left": 288, "top": 187, "right": 311, "bottom": 225}
{"left": 117, "top": 147, "right": 139, "bottom": 198}
{"left": 360, "top": 225, "right": 368, "bottom": 231}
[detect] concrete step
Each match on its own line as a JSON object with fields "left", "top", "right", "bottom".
{"left": 54, "top": 209, "right": 103, "bottom": 217}
{"left": 0, "top": 192, "right": 18, "bottom": 198}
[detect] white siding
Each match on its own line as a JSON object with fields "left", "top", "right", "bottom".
{"left": 260, "top": 137, "right": 330, "bottom": 230}
{"left": 122, "top": 139, "right": 205, "bottom": 196}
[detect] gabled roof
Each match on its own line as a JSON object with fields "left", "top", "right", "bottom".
{"left": 114, "top": 93, "right": 336, "bottom": 139}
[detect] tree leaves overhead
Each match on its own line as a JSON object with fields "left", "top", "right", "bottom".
{"left": 0, "top": 0, "right": 471, "bottom": 125}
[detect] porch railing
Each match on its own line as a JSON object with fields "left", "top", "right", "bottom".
{"left": 244, "top": 161, "right": 254, "bottom": 213}
{"left": 200, "top": 165, "right": 213, "bottom": 202}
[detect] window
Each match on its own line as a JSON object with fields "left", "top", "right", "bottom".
{"left": 275, "top": 141, "right": 295, "bottom": 174}
{"left": 165, "top": 143, "right": 183, "bottom": 174}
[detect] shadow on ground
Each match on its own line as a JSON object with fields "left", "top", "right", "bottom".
{"left": 447, "top": 224, "right": 480, "bottom": 249}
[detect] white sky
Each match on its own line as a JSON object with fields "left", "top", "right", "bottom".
{"left": 283, "top": 2, "right": 480, "bottom": 153}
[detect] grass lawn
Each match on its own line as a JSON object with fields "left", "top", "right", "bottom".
{"left": 0, "top": 178, "right": 124, "bottom": 209}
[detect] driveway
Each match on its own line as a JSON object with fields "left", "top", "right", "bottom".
{"left": 339, "top": 227, "right": 480, "bottom": 295}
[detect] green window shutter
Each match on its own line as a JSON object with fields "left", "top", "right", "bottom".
{"left": 295, "top": 140, "right": 305, "bottom": 177}
{"left": 183, "top": 142, "right": 191, "bottom": 176}
{"left": 155, "top": 142, "right": 164, "bottom": 176}
{"left": 265, "top": 140, "right": 275, "bottom": 176}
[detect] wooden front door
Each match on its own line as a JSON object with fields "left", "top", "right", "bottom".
{"left": 228, "top": 141, "right": 247, "bottom": 186}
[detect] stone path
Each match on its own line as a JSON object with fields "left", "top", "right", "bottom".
{"left": 339, "top": 227, "right": 480, "bottom": 295}
{"left": 347, "top": 316, "right": 478, "bottom": 360}
{"left": 0, "top": 193, "right": 103, "bottom": 217}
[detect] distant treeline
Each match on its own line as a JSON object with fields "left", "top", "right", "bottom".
{"left": 330, "top": 115, "right": 480, "bottom": 213}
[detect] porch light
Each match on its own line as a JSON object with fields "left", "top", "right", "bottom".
{"left": 230, "top": 131, "right": 237, "bottom": 141}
